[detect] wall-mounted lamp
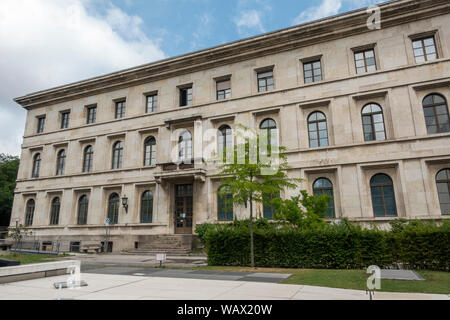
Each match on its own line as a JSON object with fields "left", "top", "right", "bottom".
{"left": 122, "top": 195, "right": 129, "bottom": 213}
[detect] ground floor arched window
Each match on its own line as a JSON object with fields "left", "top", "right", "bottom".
{"left": 108, "top": 193, "right": 120, "bottom": 224}
{"left": 370, "top": 174, "right": 397, "bottom": 217}
{"left": 218, "top": 186, "right": 233, "bottom": 221}
{"left": 141, "top": 191, "right": 154, "bottom": 223}
{"left": 313, "top": 178, "right": 335, "bottom": 218}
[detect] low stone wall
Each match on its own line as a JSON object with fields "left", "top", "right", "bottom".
{"left": 0, "top": 260, "right": 80, "bottom": 284}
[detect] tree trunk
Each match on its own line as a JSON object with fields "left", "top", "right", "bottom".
{"left": 249, "top": 194, "right": 255, "bottom": 268}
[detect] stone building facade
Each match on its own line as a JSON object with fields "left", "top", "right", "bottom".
{"left": 10, "top": 0, "right": 450, "bottom": 252}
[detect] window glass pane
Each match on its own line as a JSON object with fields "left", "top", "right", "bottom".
{"left": 356, "top": 59, "right": 365, "bottom": 68}
{"left": 367, "top": 65, "right": 376, "bottom": 72}
{"left": 412, "top": 40, "right": 422, "bottom": 49}
{"left": 365, "top": 50, "right": 374, "bottom": 58}
{"left": 415, "top": 56, "right": 426, "bottom": 63}
{"left": 423, "top": 38, "right": 434, "bottom": 46}
{"left": 375, "top": 132, "right": 386, "bottom": 141}
{"left": 355, "top": 53, "right": 364, "bottom": 60}
{"left": 304, "top": 63, "right": 312, "bottom": 71}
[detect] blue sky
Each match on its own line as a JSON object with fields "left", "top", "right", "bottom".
{"left": 0, "top": 0, "right": 381, "bottom": 156}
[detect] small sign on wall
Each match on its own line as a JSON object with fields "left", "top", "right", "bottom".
{"left": 156, "top": 253, "right": 167, "bottom": 262}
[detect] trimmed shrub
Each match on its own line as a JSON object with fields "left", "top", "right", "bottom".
{"left": 198, "top": 219, "right": 449, "bottom": 271}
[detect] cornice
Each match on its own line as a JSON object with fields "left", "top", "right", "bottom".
{"left": 13, "top": 0, "right": 450, "bottom": 110}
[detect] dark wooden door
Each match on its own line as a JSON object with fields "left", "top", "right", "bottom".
{"left": 175, "top": 184, "right": 193, "bottom": 234}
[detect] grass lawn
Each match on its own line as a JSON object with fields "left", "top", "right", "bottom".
{"left": 1, "top": 254, "right": 69, "bottom": 265}
{"left": 189, "top": 266, "right": 450, "bottom": 295}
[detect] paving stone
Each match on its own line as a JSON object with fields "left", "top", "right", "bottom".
{"left": 380, "top": 270, "right": 425, "bottom": 281}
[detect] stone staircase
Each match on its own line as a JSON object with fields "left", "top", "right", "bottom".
{"left": 127, "top": 235, "right": 195, "bottom": 256}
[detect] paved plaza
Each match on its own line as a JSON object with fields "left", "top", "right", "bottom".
{"left": 0, "top": 271, "right": 448, "bottom": 300}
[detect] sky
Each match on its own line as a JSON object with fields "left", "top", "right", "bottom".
{"left": 0, "top": 0, "right": 381, "bottom": 156}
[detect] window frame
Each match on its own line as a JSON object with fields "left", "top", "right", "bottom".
{"left": 25, "top": 199, "right": 35, "bottom": 226}
{"left": 77, "top": 195, "right": 89, "bottom": 225}
{"left": 303, "top": 60, "right": 323, "bottom": 83}
{"left": 179, "top": 86, "right": 193, "bottom": 107}
{"left": 370, "top": 174, "right": 398, "bottom": 217}
{"left": 37, "top": 116, "right": 46, "bottom": 134}
{"left": 436, "top": 169, "right": 450, "bottom": 215}
{"left": 361, "top": 103, "right": 387, "bottom": 142}
{"left": 217, "top": 185, "right": 233, "bottom": 221}
{"left": 60, "top": 111, "right": 70, "bottom": 129}
{"left": 83, "top": 145, "right": 94, "bottom": 173}
{"left": 412, "top": 36, "right": 438, "bottom": 63}
{"left": 313, "top": 178, "right": 335, "bottom": 218}
{"left": 141, "top": 190, "right": 154, "bottom": 223}
{"left": 115, "top": 100, "right": 126, "bottom": 119}
{"left": 56, "top": 149, "right": 66, "bottom": 176}
{"left": 422, "top": 93, "right": 450, "bottom": 135}
{"left": 307, "top": 111, "right": 329, "bottom": 148}
{"left": 86, "top": 106, "right": 97, "bottom": 124}
{"left": 354, "top": 49, "right": 377, "bottom": 74}
{"left": 112, "top": 141, "right": 124, "bottom": 170}
{"left": 32, "top": 153, "right": 41, "bottom": 178}
{"left": 217, "top": 125, "right": 232, "bottom": 162}
{"left": 178, "top": 130, "right": 193, "bottom": 162}
{"left": 257, "top": 69, "right": 274, "bottom": 93}
{"left": 143, "top": 136, "right": 157, "bottom": 166}
{"left": 216, "top": 79, "right": 231, "bottom": 100}
{"left": 146, "top": 93, "right": 158, "bottom": 113}
{"left": 107, "top": 193, "right": 120, "bottom": 225}
{"left": 50, "top": 197, "right": 60, "bottom": 226}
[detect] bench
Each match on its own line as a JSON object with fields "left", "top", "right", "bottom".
{"left": 81, "top": 241, "right": 102, "bottom": 254}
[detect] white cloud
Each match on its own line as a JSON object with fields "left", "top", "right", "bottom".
{"left": 293, "top": 0, "right": 380, "bottom": 25}
{"left": 0, "top": 0, "right": 166, "bottom": 156}
{"left": 235, "top": 10, "right": 265, "bottom": 36}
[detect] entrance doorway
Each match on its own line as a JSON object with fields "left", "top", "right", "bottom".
{"left": 175, "top": 184, "right": 193, "bottom": 234}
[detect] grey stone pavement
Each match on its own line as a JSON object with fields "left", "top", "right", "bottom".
{"left": 0, "top": 272, "right": 448, "bottom": 300}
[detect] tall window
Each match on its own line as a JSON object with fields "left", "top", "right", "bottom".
{"left": 61, "top": 112, "right": 70, "bottom": 129}
{"left": 37, "top": 116, "right": 45, "bottom": 133}
{"left": 115, "top": 100, "right": 126, "bottom": 119}
{"left": 50, "top": 197, "right": 60, "bottom": 225}
{"left": 180, "top": 87, "right": 193, "bottom": 107}
{"left": 32, "top": 153, "right": 41, "bottom": 178}
{"left": 263, "top": 192, "right": 279, "bottom": 220}
{"left": 77, "top": 195, "right": 89, "bottom": 225}
{"left": 83, "top": 146, "right": 94, "bottom": 173}
{"left": 108, "top": 193, "right": 120, "bottom": 225}
{"left": 112, "top": 141, "right": 123, "bottom": 169}
{"left": 303, "top": 60, "right": 322, "bottom": 83}
{"left": 413, "top": 37, "right": 438, "bottom": 63}
{"left": 313, "top": 178, "right": 335, "bottom": 218}
{"left": 178, "top": 130, "right": 192, "bottom": 161}
{"left": 218, "top": 125, "right": 232, "bottom": 162}
{"left": 144, "top": 137, "right": 156, "bottom": 166}
{"left": 25, "top": 199, "right": 35, "bottom": 226}
{"left": 141, "top": 191, "right": 153, "bottom": 223}
{"left": 146, "top": 94, "right": 158, "bottom": 113}
{"left": 423, "top": 94, "right": 450, "bottom": 134}
{"left": 308, "top": 112, "right": 328, "bottom": 148}
{"left": 354, "top": 49, "right": 376, "bottom": 74}
{"left": 218, "top": 185, "right": 233, "bottom": 221}
{"left": 260, "top": 119, "right": 278, "bottom": 154}
{"left": 370, "top": 174, "right": 397, "bottom": 217}
{"left": 362, "top": 103, "right": 386, "bottom": 141}
{"left": 216, "top": 79, "right": 231, "bottom": 100}
{"left": 257, "top": 70, "right": 274, "bottom": 92}
{"left": 56, "top": 149, "right": 66, "bottom": 176}
{"left": 87, "top": 106, "right": 97, "bottom": 124}
{"left": 436, "top": 169, "right": 450, "bottom": 215}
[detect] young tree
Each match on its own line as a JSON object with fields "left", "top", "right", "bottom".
{"left": 0, "top": 154, "right": 20, "bottom": 226}
{"left": 216, "top": 125, "right": 300, "bottom": 268}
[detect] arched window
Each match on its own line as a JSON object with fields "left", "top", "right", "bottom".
{"left": 32, "top": 153, "right": 41, "bottom": 178}
{"left": 112, "top": 141, "right": 123, "bottom": 169}
{"left": 362, "top": 103, "right": 386, "bottom": 141}
{"left": 108, "top": 193, "right": 120, "bottom": 225}
{"left": 263, "top": 191, "right": 280, "bottom": 220}
{"left": 423, "top": 94, "right": 450, "bottom": 134}
{"left": 77, "top": 195, "right": 89, "bottom": 225}
{"left": 50, "top": 197, "right": 60, "bottom": 225}
{"left": 141, "top": 191, "right": 153, "bottom": 223}
{"left": 436, "top": 169, "right": 450, "bottom": 215}
{"left": 83, "top": 146, "right": 94, "bottom": 173}
{"left": 308, "top": 112, "right": 328, "bottom": 148}
{"left": 218, "top": 125, "right": 232, "bottom": 162}
{"left": 370, "top": 174, "right": 397, "bottom": 217}
{"left": 218, "top": 185, "right": 233, "bottom": 221}
{"left": 313, "top": 178, "right": 335, "bottom": 218}
{"left": 144, "top": 137, "right": 156, "bottom": 166}
{"left": 25, "top": 199, "right": 35, "bottom": 226}
{"left": 56, "top": 149, "right": 66, "bottom": 176}
{"left": 259, "top": 119, "right": 278, "bottom": 153}
{"left": 178, "top": 130, "right": 192, "bottom": 162}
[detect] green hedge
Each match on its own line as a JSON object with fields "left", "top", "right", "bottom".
{"left": 199, "top": 220, "right": 450, "bottom": 271}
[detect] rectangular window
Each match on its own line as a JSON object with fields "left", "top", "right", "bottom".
{"left": 146, "top": 94, "right": 158, "bottom": 113}
{"left": 303, "top": 60, "right": 322, "bottom": 83}
{"left": 37, "top": 116, "right": 45, "bottom": 134}
{"left": 87, "top": 106, "right": 97, "bottom": 124}
{"left": 61, "top": 112, "right": 70, "bottom": 129}
{"left": 70, "top": 242, "right": 80, "bottom": 253}
{"left": 354, "top": 49, "right": 376, "bottom": 74}
{"left": 413, "top": 37, "right": 438, "bottom": 63}
{"left": 115, "top": 100, "right": 126, "bottom": 119}
{"left": 180, "top": 87, "right": 192, "bottom": 107}
{"left": 257, "top": 70, "right": 274, "bottom": 92}
{"left": 216, "top": 79, "right": 231, "bottom": 100}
